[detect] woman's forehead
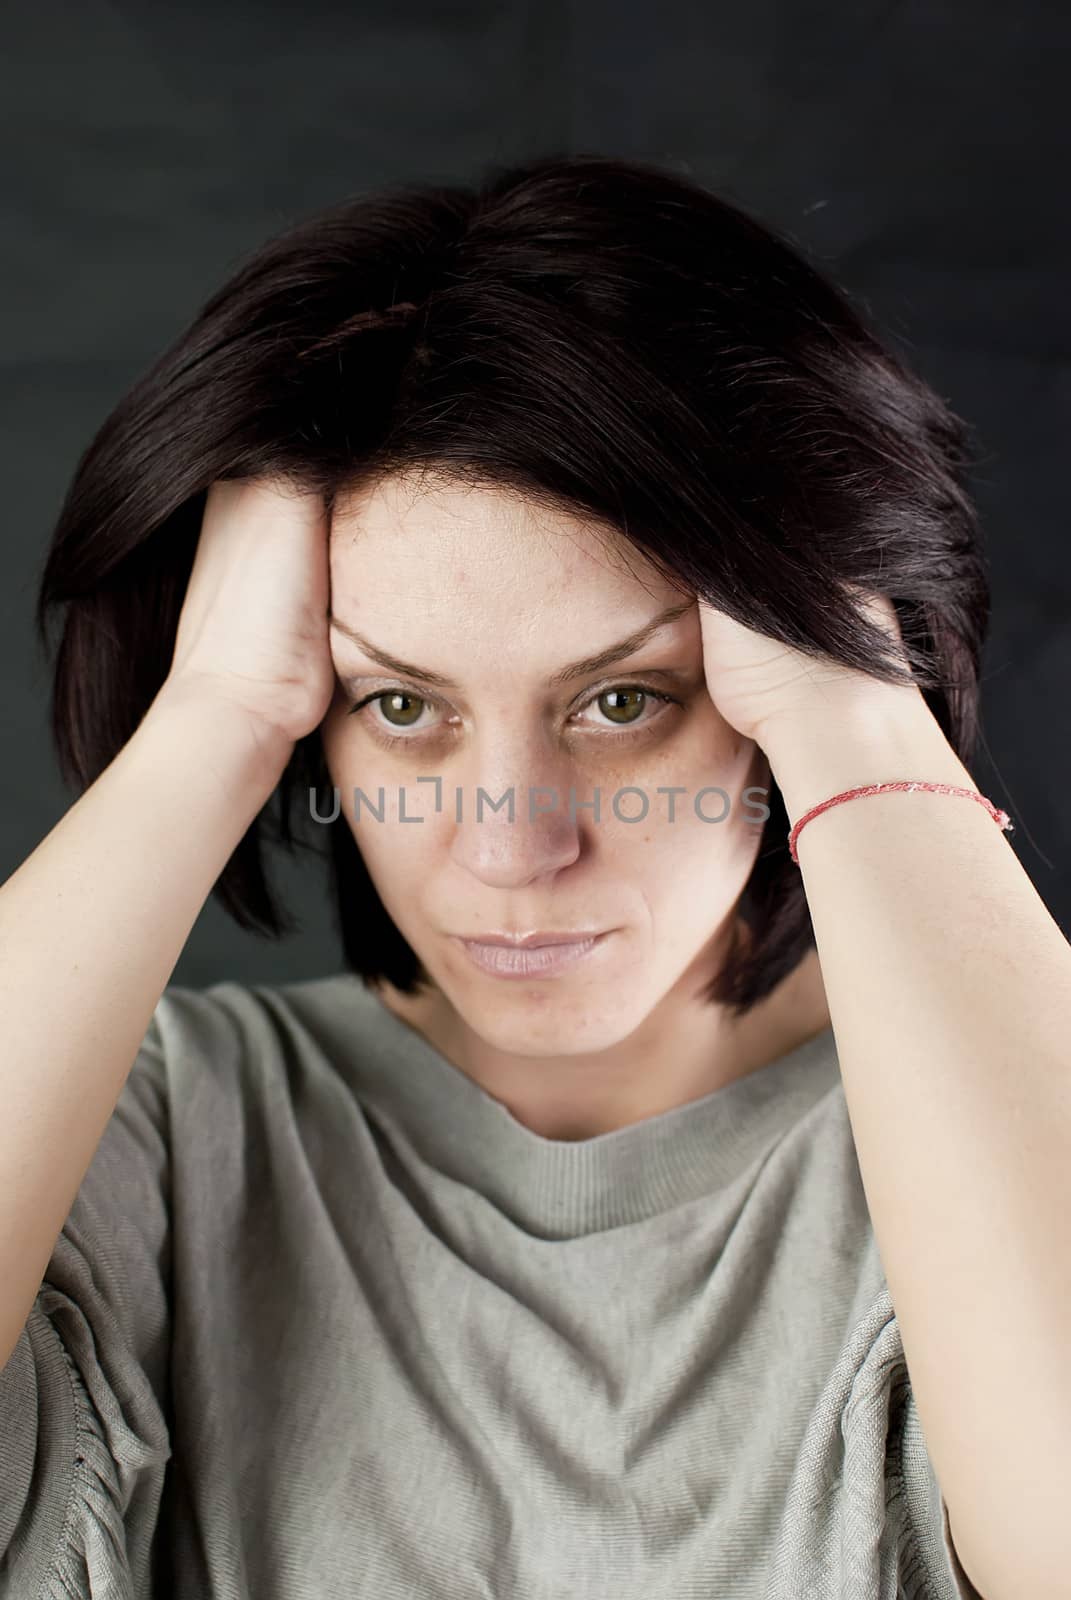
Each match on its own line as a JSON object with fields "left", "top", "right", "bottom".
{"left": 329, "top": 477, "right": 676, "bottom": 609}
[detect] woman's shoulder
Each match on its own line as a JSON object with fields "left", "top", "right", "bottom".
{"left": 151, "top": 968, "right": 371, "bottom": 1039}
{"left": 144, "top": 970, "right": 402, "bottom": 1098}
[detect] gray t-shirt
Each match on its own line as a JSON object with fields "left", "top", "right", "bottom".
{"left": 0, "top": 974, "right": 985, "bottom": 1598}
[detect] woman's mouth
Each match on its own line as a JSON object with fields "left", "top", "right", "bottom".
{"left": 451, "top": 931, "right": 611, "bottom": 979}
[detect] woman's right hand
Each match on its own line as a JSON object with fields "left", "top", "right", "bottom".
{"left": 155, "top": 476, "right": 336, "bottom": 761}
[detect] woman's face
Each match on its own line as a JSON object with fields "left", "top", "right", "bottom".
{"left": 320, "top": 473, "right": 769, "bottom": 1065}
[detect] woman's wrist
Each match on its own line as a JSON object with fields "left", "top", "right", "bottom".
{"left": 140, "top": 677, "right": 296, "bottom": 805}
{"left": 757, "top": 689, "right": 975, "bottom": 832}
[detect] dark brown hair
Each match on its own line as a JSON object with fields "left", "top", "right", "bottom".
{"left": 35, "top": 152, "right": 992, "bottom": 1014}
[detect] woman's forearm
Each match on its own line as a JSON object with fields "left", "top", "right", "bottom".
{"left": 761, "top": 693, "right": 1071, "bottom": 1600}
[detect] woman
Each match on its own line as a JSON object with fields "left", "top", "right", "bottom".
{"left": 1, "top": 152, "right": 1065, "bottom": 1599}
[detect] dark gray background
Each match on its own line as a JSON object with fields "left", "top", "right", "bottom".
{"left": 3, "top": 1, "right": 1068, "bottom": 988}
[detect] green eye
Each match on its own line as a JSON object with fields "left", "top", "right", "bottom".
{"left": 377, "top": 691, "right": 426, "bottom": 727}
{"left": 596, "top": 688, "right": 649, "bottom": 725}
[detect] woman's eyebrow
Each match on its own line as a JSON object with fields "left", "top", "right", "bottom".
{"left": 327, "top": 598, "right": 695, "bottom": 690}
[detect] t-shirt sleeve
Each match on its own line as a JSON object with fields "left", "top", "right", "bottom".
{"left": 0, "top": 1009, "right": 173, "bottom": 1598}
{"left": 860, "top": 1303, "right": 989, "bottom": 1600}
{"left": 768, "top": 1283, "right": 991, "bottom": 1598}
{"left": 898, "top": 1380, "right": 989, "bottom": 1600}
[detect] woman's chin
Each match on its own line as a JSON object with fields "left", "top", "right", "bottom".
{"left": 453, "top": 984, "right": 646, "bottom": 1059}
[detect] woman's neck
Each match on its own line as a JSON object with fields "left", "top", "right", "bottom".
{"left": 373, "top": 940, "right": 831, "bottom": 1142}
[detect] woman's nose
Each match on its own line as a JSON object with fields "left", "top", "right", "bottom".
{"left": 446, "top": 753, "right": 591, "bottom": 888}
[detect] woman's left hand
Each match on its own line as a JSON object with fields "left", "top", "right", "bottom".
{"left": 696, "top": 589, "right": 917, "bottom": 747}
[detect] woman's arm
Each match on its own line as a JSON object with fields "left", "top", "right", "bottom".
{"left": 0, "top": 687, "right": 290, "bottom": 1371}
{"left": 763, "top": 692, "right": 1071, "bottom": 1600}
{"left": 0, "top": 474, "right": 334, "bottom": 1375}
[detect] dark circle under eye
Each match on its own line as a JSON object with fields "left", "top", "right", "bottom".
{"left": 598, "top": 688, "right": 648, "bottom": 725}
{"left": 378, "top": 691, "right": 426, "bottom": 727}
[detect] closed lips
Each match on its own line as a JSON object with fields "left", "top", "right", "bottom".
{"left": 459, "top": 931, "right": 603, "bottom": 948}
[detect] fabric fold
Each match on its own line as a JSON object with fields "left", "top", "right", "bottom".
{"left": 0, "top": 1276, "right": 172, "bottom": 1600}
{"left": 765, "top": 1283, "right": 983, "bottom": 1599}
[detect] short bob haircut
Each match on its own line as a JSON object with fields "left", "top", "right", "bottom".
{"left": 36, "top": 152, "right": 992, "bottom": 1016}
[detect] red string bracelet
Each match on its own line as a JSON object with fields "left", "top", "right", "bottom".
{"left": 787, "top": 781, "right": 1014, "bottom": 865}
